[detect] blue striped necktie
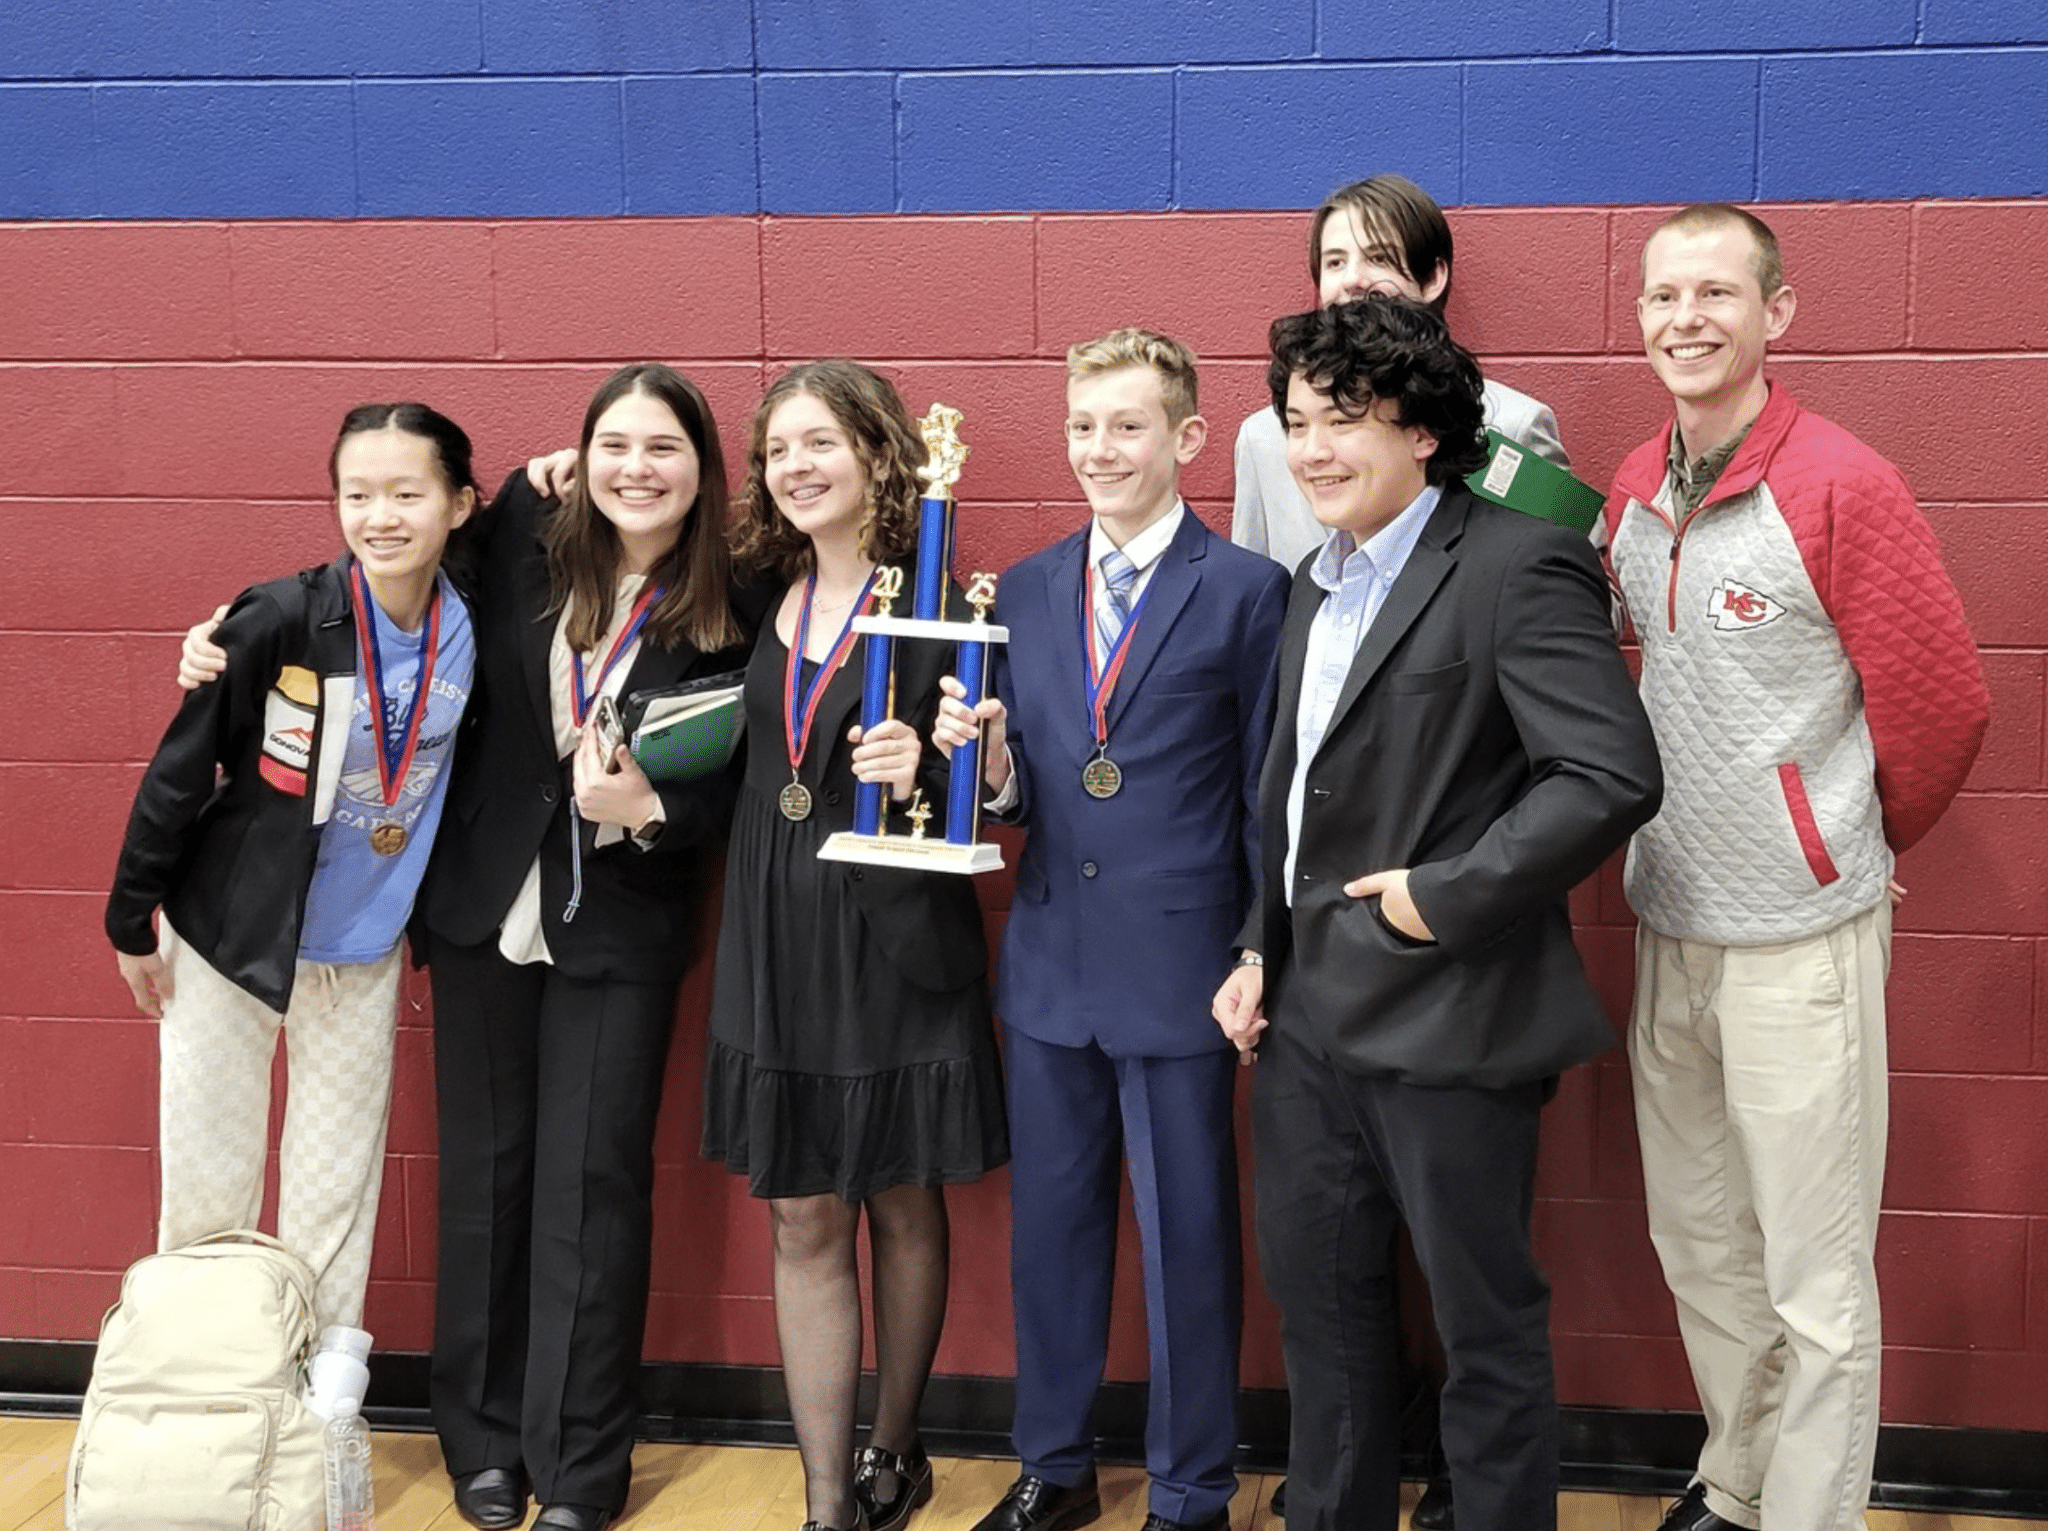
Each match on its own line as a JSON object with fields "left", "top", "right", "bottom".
{"left": 1097, "top": 548, "right": 1138, "bottom": 658}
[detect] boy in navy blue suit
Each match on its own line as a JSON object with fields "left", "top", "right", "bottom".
{"left": 935, "top": 330, "right": 1289, "bottom": 1531}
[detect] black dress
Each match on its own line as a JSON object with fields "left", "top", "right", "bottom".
{"left": 702, "top": 585, "right": 1008, "bottom": 1200}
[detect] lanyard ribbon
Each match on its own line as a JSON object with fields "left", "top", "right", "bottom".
{"left": 1080, "top": 557, "right": 1155, "bottom": 748}
{"left": 350, "top": 564, "right": 442, "bottom": 809}
{"left": 785, "top": 568, "right": 881, "bottom": 770}
{"left": 570, "top": 581, "right": 665, "bottom": 727}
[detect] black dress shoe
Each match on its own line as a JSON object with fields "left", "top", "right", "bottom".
{"left": 1140, "top": 1511, "right": 1229, "bottom": 1531}
{"left": 855, "top": 1440, "right": 934, "bottom": 1531}
{"left": 1657, "top": 1482, "right": 1742, "bottom": 1531}
{"left": 1270, "top": 1478, "right": 1285, "bottom": 1518}
{"left": 969, "top": 1470, "right": 1102, "bottom": 1531}
{"left": 1411, "top": 1476, "right": 1454, "bottom": 1529}
{"left": 453, "top": 1467, "right": 529, "bottom": 1531}
{"left": 533, "top": 1505, "right": 614, "bottom": 1531}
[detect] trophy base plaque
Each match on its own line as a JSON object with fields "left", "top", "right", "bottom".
{"left": 818, "top": 831, "right": 1004, "bottom": 875}
{"left": 852, "top": 615, "right": 1010, "bottom": 644}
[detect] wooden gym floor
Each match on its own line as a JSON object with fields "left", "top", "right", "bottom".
{"left": 0, "top": 1415, "right": 2030, "bottom": 1530}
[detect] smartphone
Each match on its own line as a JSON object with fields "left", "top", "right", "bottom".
{"left": 591, "top": 694, "right": 627, "bottom": 772}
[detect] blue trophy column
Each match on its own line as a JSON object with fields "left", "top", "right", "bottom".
{"left": 945, "top": 636, "right": 988, "bottom": 844}
{"left": 853, "top": 626, "right": 894, "bottom": 835}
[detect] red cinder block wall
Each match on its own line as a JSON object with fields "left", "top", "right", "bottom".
{"left": 3, "top": 202, "right": 2045, "bottom": 1430}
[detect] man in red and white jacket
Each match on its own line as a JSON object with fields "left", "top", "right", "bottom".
{"left": 1604, "top": 205, "right": 1988, "bottom": 1531}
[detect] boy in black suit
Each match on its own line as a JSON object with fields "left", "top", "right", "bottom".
{"left": 1213, "top": 296, "right": 1660, "bottom": 1531}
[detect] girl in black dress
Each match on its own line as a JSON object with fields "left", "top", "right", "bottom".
{"left": 701, "top": 361, "right": 1008, "bottom": 1531}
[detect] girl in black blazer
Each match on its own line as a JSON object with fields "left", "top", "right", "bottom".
{"left": 417, "top": 365, "right": 765, "bottom": 1531}
{"left": 699, "top": 361, "right": 1007, "bottom": 1531}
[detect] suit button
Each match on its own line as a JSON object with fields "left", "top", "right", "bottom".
{"left": 850, "top": 868, "right": 865, "bottom": 881}
{"left": 541, "top": 784, "right": 558, "bottom": 804}
{"left": 1081, "top": 861, "right": 1099, "bottom": 879}
{"left": 826, "top": 789, "right": 843, "bottom": 806}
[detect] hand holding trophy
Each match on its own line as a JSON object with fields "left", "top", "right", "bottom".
{"left": 818, "top": 404, "right": 1010, "bottom": 874}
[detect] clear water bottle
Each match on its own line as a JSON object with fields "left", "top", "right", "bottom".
{"left": 323, "top": 1396, "right": 375, "bottom": 1531}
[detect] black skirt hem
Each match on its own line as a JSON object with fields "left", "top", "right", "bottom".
{"left": 700, "top": 1035, "right": 1009, "bottom": 1203}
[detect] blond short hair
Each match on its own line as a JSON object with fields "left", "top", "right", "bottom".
{"left": 1645, "top": 203, "right": 1786, "bottom": 296}
{"left": 1065, "top": 328, "right": 1200, "bottom": 425}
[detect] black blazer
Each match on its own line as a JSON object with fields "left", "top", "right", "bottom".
{"left": 1241, "top": 487, "right": 1662, "bottom": 1088}
{"left": 108, "top": 557, "right": 361, "bottom": 1010}
{"left": 419, "top": 475, "right": 770, "bottom": 983}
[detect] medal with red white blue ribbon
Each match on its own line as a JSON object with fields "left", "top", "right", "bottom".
{"left": 1078, "top": 557, "right": 1155, "bottom": 799}
{"left": 570, "top": 580, "right": 665, "bottom": 728}
{"left": 780, "top": 567, "right": 880, "bottom": 821}
{"left": 350, "top": 563, "right": 442, "bottom": 856}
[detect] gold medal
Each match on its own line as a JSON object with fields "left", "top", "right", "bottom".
{"left": 779, "top": 780, "right": 814, "bottom": 822}
{"left": 369, "top": 822, "right": 409, "bottom": 857}
{"left": 1081, "top": 755, "right": 1123, "bottom": 800}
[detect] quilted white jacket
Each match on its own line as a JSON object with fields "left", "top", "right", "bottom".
{"left": 1603, "top": 384, "right": 1987, "bottom": 945}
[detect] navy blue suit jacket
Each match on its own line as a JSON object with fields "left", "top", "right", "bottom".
{"left": 993, "top": 510, "right": 1289, "bottom": 1058}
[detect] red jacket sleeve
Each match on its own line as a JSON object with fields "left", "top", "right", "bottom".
{"left": 1783, "top": 441, "right": 1988, "bottom": 852}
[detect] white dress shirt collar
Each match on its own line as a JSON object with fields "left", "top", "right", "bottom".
{"left": 1088, "top": 499, "right": 1185, "bottom": 577}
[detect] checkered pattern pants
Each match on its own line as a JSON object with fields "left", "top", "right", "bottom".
{"left": 156, "top": 922, "right": 402, "bottom": 1329}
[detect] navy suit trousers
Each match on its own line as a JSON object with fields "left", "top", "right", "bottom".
{"left": 1006, "top": 1028, "right": 1244, "bottom": 1523}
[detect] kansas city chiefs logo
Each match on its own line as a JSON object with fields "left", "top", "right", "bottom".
{"left": 1707, "top": 577, "right": 1784, "bottom": 631}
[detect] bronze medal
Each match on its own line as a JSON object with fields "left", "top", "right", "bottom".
{"left": 779, "top": 780, "right": 814, "bottom": 822}
{"left": 1081, "top": 755, "right": 1123, "bottom": 800}
{"left": 369, "top": 822, "right": 409, "bottom": 857}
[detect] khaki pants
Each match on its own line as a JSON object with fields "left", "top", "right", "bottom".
{"left": 1630, "top": 901, "right": 1891, "bottom": 1531}
{"left": 156, "top": 923, "right": 402, "bottom": 1329}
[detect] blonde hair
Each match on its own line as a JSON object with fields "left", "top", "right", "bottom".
{"left": 1065, "top": 328, "right": 1200, "bottom": 425}
{"left": 1645, "top": 203, "right": 1786, "bottom": 297}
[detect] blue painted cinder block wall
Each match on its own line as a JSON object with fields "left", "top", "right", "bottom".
{"left": 3, "top": 0, "right": 2043, "bottom": 218}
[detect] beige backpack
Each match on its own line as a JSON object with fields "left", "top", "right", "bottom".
{"left": 68, "top": 1230, "right": 327, "bottom": 1531}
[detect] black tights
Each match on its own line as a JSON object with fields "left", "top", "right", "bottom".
{"left": 770, "top": 1183, "right": 950, "bottom": 1528}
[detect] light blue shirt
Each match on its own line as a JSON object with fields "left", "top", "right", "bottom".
{"left": 1283, "top": 484, "right": 1441, "bottom": 903}
{"left": 298, "top": 574, "right": 476, "bottom": 964}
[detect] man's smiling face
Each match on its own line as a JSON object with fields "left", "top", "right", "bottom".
{"left": 1638, "top": 221, "right": 1795, "bottom": 424}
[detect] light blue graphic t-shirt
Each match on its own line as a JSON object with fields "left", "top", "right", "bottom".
{"left": 298, "top": 574, "right": 476, "bottom": 965}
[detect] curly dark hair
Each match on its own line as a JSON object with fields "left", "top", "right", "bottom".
{"left": 1266, "top": 294, "right": 1489, "bottom": 487}
{"left": 732, "top": 360, "right": 927, "bottom": 580}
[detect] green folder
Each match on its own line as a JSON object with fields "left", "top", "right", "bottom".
{"left": 629, "top": 683, "right": 746, "bottom": 783}
{"left": 1465, "top": 429, "right": 1605, "bottom": 535}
